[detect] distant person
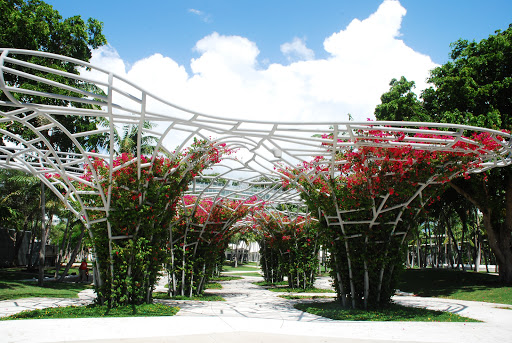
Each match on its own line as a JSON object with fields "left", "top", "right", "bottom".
{"left": 79, "top": 259, "right": 89, "bottom": 282}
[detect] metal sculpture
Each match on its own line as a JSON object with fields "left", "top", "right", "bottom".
{"left": 1, "top": 48, "right": 511, "bottom": 307}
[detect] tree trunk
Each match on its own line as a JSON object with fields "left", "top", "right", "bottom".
{"left": 27, "top": 218, "right": 38, "bottom": 269}
{"left": 450, "top": 178, "right": 512, "bottom": 284}
{"left": 11, "top": 215, "right": 32, "bottom": 266}
{"left": 12, "top": 230, "right": 25, "bottom": 266}
{"left": 474, "top": 229, "right": 482, "bottom": 272}
{"left": 446, "top": 224, "right": 463, "bottom": 271}
{"left": 37, "top": 183, "right": 46, "bottom": 287}
{"left": 58, "top": 223, "right": 86, "bottom": 282}
{"left": 55, "top": 217, "right": 71, "bottom": 278}
{"left": 234, "top": 243, "right": 239, "bottom": 268}
{"left": 416, "top": 233, "right": 421, "bottom": 268}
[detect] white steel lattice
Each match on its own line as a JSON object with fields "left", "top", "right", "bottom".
{"left": 1, "top": 48, "right": 511, "bottom": 238}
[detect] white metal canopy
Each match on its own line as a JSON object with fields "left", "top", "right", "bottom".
{"left": 1, "top": 48, "right": 511, "bottom": 236}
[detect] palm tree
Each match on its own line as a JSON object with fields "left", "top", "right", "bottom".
{"left": 114, "top": 121, "right": 159, "bottom": 156}
{"left": 0, "top": 170, "right": 41, "bottom": 263}
{"left": 0, "top": 169, "right": 64, "bottom": 284}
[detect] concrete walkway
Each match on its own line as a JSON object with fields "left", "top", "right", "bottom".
{"left": 1, "top": 275, "right": 512, "bottom": 343}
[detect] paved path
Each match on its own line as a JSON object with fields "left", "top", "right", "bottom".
{"left": 1, "top": 275, "right": 512, "bottom": 343}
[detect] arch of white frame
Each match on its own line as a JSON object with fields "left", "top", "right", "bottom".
{"left": 1, "top": 48, "right": 511, "bottom": 241}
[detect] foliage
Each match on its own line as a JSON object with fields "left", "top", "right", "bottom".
{"left": 46, "top": 138, "right": 232, "bottom": 306}
{"left": 255, "top": 212, "right": 320, "bottom": 289}
{"left": 0, "top": 303, "right": 179, "bottom": 320}
{"left": 152, "top": 292, "right": 225, "bottom": 301}
{"left": 374, "top": 76, "right": 428, "bottom": 122}
{"left": 279, "top": 127, "right": 503, "bottom": 308}
{"left": 167, "top": 194, "right": 260, "bottom": 296}
{"left": 422, "top": 26, "right": 512, "bottom": 129}
{"left": 0, "top": 0, "right": 108, "bottom": 152}
{"left": 0, "top": 170, "right": 40, "bottom": 228}
{"left": 0, "top": 0, "right": 106, "bottom": 57}
{"left": 259, "top": 238, "right": 284, "bottom": 283}
{"left": 294, "top": 301, "right": 478, "bottom": 322}
{"left": 376, "top": 24, "right": 512, "bottom": 283}
{"left": 113, "top": 122, "right": 159, "bottom": 156}
{"left": 268, "top": 287, "right": 334, "bottom": 293}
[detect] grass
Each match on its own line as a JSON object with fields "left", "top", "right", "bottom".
{"left": 0, "top": 303, "right": 179, "bottom": 321}
{"left": 0, "top": 266, "right": 80, "bottom": 280}
{"left": 222, "top": 265, "right": 260, "bottom": 272}
{"left": 46, "top": 267, "right": 80, "bottom": 277}
{"left": 205, "top": 282, "right": 222, "bottom": 289}
{"left": 210, "top": 275, "right": 243, "bottom": 281}
{"left": 398, "top": 268, "right": 512, "bottom": 305}
{"left": 279, "top": 295, "right": 333, "bottom": 300}
{"left": 295, "top": 301, "right": 479, "bottom": 322}
{"left": 253, "top": 280, "right": 334, "bottom": 293}
{"left": 0, "top": 268, "right": 91, "bottom": 301}
{"left": 268, "top": 287, "right": 335, "bottom": 293}
{"left": 153, "top": 292, "right": 225, "bottom": 301}
{"left": 223, "top": 272, "right": 262, "bottom": 277}
{"left": 253, "top": 280, "right": 288, "bottom": 287}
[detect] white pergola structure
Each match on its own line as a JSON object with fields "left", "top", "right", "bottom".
{"left": 1, "top": 49, "right": 511, "bottom": 306}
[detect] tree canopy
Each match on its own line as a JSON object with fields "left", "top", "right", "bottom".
{"left": 374, "top": 76, "right": 428, "bottom": 122}
{"left": 0, "top": 0, "right": 106, "bottom": 58}
{"left": 375, "top": 24, "right": 512, "bottom": 283}
{"left": 0, "top": 0, "right": 108, "bottom": 152}
{"left": 422, "top": 25, "right": 512, "bottom": 130}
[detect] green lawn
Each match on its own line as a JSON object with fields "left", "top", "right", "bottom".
{"left": 1, "top": 303, "right": 179, "bottom": 320}
{"left": 210, "top": 275, "right": 243, "bottom": 281}
{"left": 398, "top": 268, "right": 512, "bottom": 305}
{"left": 222, "top": 265, "right": 260, "bottom": 272}
{"left": 253, "top": 281, "right": 334, "bottom": 293}
{"left": 224, "top": 272, "right": 262, "bottom": 277}
{"left": 153, "top": 292, "right": 225, "bottom": 301}
{"left": 205, "top": 282, "right": 222, "bottom": 289}
{"left": 253, "top": 280, "right": 288, "bottom": 287}
{"left": 268, "top": 287, "right": 335, "bottom": 293}
{"left": 0, "top": 268, "right": 91, "bottom": 301}
{"left": 279, "top": 295, "right": 333, "bottom": 300}
{"left": 295, "top": 301, "right": 478, "bottom": 322}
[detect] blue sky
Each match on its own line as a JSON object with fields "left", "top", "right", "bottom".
{"left": 44, "top": 0, "right": 512, "bottom": 122}
{"left": 47, "top": 0, "right": 511, "bottom": 67}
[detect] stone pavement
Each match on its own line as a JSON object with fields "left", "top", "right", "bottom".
{"left": 1, "top": 275, "right": 512, "bottom": 343}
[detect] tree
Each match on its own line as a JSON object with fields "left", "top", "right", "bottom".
{"left": 0, "top": 169, "right": 41, "bottom": 266}
{"left": 168, "top": 195, "right": 260, "bottom": 297}
{"left": 0, "top": 0, "right": 108, "bottom": 152}
{"left": 114, "top": 122, "right": 158, "bottom": 156}
{"left": 375, "top": 24, "right": 512, "bottom": 283}
{"left": 374, "top": 77, "right": 429, "bottom": 122}
{"left": 51, "top": 139, "right": 234, "bottom": 306}
{"left": 279, "top": 128, "right": 501, "bottom": 308}
{"left": 255, "top": 212, "right": 320, "bottom": 289}
{"left": 0, "top": 0, "right": 106, "bottom": 60}
{"left": 0, "top": 0, "right": 108, "bottom": 287}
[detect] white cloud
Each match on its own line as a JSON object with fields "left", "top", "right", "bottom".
{"left": 188, "top": 8, "right": 212, "bottom": 23}
{"left": 87, "top": 0, "right": 437, "bottom": 125}
{"left": 280, "top": 37, "right": 315, "bottom": 62}
{"left": 188, "top": 8, "right": 202, "bottom": 15}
